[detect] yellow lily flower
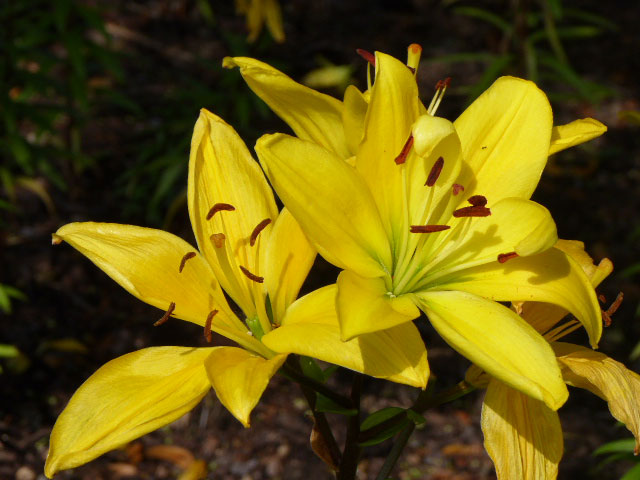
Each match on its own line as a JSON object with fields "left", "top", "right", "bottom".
{"left": 467, "top": 240, "right": 638, "bottom": 480}
{"left": 235, "top": 0, "right": 285, "bottom": 43}
{"left": 252, "top": 49, "right": 607, "bottom": 411}
{"left": 45, "top": 109, "right": 428, "bottom": 477}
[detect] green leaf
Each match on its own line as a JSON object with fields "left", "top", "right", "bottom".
{"left": 359, "top": 407, "right": 408, "bottom": 447}
{"left": 299, "top": 356, "right": 325, "bottom": 383}
{"left": 453, "top": 6, "right": 512, "bottom": 33}
{"left": 621, "top": 462, "right": 640, "bottom": 480}
{"left": 315, "top": 394, "right": 358, "bottom": 416}
{"left": 594, "top": 438, "right": 636, "bottom": 455}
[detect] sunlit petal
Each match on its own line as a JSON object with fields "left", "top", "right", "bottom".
{"left": 342, "top": 85, "right": 368, "bottom": 155}
{"left": 482, "top": 379, "right": 562, "bottom": 479}
{"left": 549, "top": 118, "right": 607, "bottom": 155}
{"left": 45, "top": 347, "right": 214, "bottom": 478}
{"left": 204, "top": 347, "right": 287, "bottom": 427}
{"left": 256, "top": 132, "right": 392, "bottom": 277}
{"left": 223, "top": 56, "right": 349, "bottom": 158}
{"left": 416, "top": 290, "right": 567, "bottom": 409}
{"left": 454, "top": 76, "right": 553, "bottom": 200}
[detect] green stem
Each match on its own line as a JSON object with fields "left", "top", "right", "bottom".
{"left": 281, "top": 362, "right": 353, "bottom": 410}
{"left": 540, "top": 0, "right": 568, "bottom": 64}
{"left": 374, "top": 421, "right": 415, "bottom": 480}
{"left": 337, "top": 373, "right": 363, "bottom": 480}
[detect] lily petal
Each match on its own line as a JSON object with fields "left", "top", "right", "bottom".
{"left": 549, "top": 118, "right": 607, "bottom": 155}
{"left": 264, "top": 208, "right": 316, "bottom": 323}
{"left": 555, "top": 342, "right": 640, "bottom": 453}
{"left": 343, "top": 85, "right": 368, "bottom": 155}
{"left": 436, "top": 247, "right": 602, "bottom": 348}
{"left": 256, "top": 133, "right": 392, "bottom": 278}
{"left": 337, "top": 270, "right": 420, "bottom": 340}
{"left": 356, "top": 52, "right": 421, "bottom": 244}
{"left": 262, "top": 285, "right": 428, "bottom": 388}
{"left": 416, "top": 290, "right": 568, "bottom": 409}
{"left": 204, "top": 347, "right": 287, "bottom": 427}
{"left": 222, "top": 56, "right": 349, "bottom": 158}
{"left": 52, "top": 222, "right": 232, "bottom": 325}
{"left": 45, "top": 347, "right": 214, "bottom": 478}
{"left": 263, "top": 0, "right": 285, "bottom": 43}
{"left": 454, "top": 76, "right": 553, "bottom": 201}
{"left": 188, "top": 109, "right": 278, "bottom": 316}
{"left": 482, "top": 379, "right": 562, "bottom": 479}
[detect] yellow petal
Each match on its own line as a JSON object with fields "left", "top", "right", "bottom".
{"left": 549, "top": 118, "right": 607, "bottom": 155}
{"left": 264, "top": 208, "right": 316, "bottom": 323}
{"left": 454, "top": 76, "right": 553, "bottom": 201}
{"left": 188, "top": 109, "right": 278, "bottom": 317}
{"left": 256, "top": 133, "right": 392, "bottom": 277}
{"left": 222, "top": 56, "right": 349, "bottom": 158}
{"left": 204, "top": 347, "right": 287, "bottom": 427}
{"left": 555, "top": 342, "right": 640, "bottom": 453}
{"left": 416, "top": 290, "right": 568, "bottom": 409}
{"left": 482, "top": 379, "right": 562, "bottom": 479}
{"left": 263, "top": 0, "right": 285, "bottom": 43}
{"left": 356, "top": 52, "right": 421, "bottom": 244}
{"left": 45, "top": 347, "right": 214, "bottom": 478}
{"left": 244, "top": 0, "right": 264, "bottom": 43}
{"left": 337, "top": 270, "right": 419, "bottom": 340}
{"left": 342, "top": 85, "right": 368, "bottom": 155}
{"left": 436, "top": 247, "right": 602, "bottom": 348}
{"left": 52, "top": 222, "right": 232, "bottom": 326}
{"left": 262, "top": 285, "right": 428, "bottom": 388}
{"left": 555, "top": 239, "right": 613, "bottom": 288}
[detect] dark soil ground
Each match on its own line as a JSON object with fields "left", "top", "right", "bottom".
{"left": 2, "top": 1, "right": 640, "bottom": 479}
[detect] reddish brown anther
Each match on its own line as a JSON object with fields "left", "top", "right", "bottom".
{"left": 356, "top": 49, "right": 376, "bottom": 67}
{"left": 210, "top": 233, "right": 226, "bottom": 248}
{"left": 598, "top": 293, "right": 607, "bottom": 303}
{"left": 394, "top": 135, "right": 414, "bottom": 165}
{"left": 498, "top": 252, "right": 519, "bottom": 264}
{"left": 240, "top": 265, "right": 264, "bottom": 283}
{"left": 410, "top": 225, "right": 451, "bottom": 233}
{"left": 435, "top": 77, "right": 452, "bottom": 90}
{"left": 250, "top": 218, "right": 272, "bottom": 246}
{"left": 206, "top": 203, "right": 235, "bottom": 220}
{"left": 154, "top": 302, "right": 176, "bottom": 327}
{"left": 179, "top": 252, "right": 196, "bottom": 273}
{"left": 453, "top": 206, "right": 491, "bottom": 217}
{"left": 204, "top": 310, "right": 218, "bottom": 343}
{"left": 452, "top": 184, "right": 464, "bottom": 195}
{"left": 425, "top": 157, "right": 444, "bottom": 186}
{"left": 468, "top": 195, "right": 488, "bottom": 207}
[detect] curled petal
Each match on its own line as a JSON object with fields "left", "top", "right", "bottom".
{"left": 549, "top": 118, "right": 607, "bottom": 155}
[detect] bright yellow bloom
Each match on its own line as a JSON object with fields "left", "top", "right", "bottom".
{"left": 467, "top": 240, "right": 638, "bottom": 480}
{"left": 235, "top": 0, "right": 285, "bottom": 43}
{"left": 45, "top": 110, "right": 428, "bottom": 477}
{"left": 234, "top": 49, "right": 607, "bottom": 411}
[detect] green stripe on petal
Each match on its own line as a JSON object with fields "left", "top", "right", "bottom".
{"left": 482, "top": 379, "right": 562, "bottom": 479}
{"left": 416, "top": 290, "right": 568, "bottom": 410}
{"left": 45, "top": 347, "right": 214, "bottom": 478}
{"left": 256, "top": 133, "right": 392, "bottom": 278}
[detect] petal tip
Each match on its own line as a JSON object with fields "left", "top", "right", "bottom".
{"left": 222, "top": 56, "right": 238, "bottom": 69}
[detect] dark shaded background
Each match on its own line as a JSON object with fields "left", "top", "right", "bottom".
{"left": 2, "top": 1, "right": 639, "bottom": 478}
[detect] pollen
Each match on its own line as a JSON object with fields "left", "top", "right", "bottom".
{"left": 250, "top": 218, "right": 272, "bottom": 246}
{"left": 497, "top": 252, "right": 519, "bottom": 263}
{"left": 425, "top": 157, "right": 444, "bottom": 186}
{"left": 452, "top": 206, "right": 491, "bottom": 217}
{"left": 154, "top": 302, "right": 176, "bottom": 326}
{"left": 410, "top": 225, "right": 451, "bottom": 233}
{"left": 206, "top": 203, "right": 235, "bottom": 220}
{"left": 468, "top": 195, "right": 488, "bottom": 207}
{"left": 240, "top": 265, "right": 264, "bottom": 283}
{"left": 356, "top": 48, "right": 376, "bottom": 67}
{"left": 452, "top": 184, "right": 464, "bottom": 195}
{"left": 394, "top": 135, "right": 414, "bottom": 165}
{"left": 210, "top": 233, "right": 226, "bottom": 248}
{"left": 179, "top": 252, "right": 197, "bottom": 272}
{"left": 204, "top": 310, "right": 218, "bottom": 343}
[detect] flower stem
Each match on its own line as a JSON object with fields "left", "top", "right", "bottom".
{"left": 281, "top": 361, "right": 353, "bottom": 410}
{"left": 337, "top": 373, "right": 363, "bottom": 480}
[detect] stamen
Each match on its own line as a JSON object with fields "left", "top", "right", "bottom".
{"left": 425, "top": 157, "right": 444, "bottom": 186}
{"left": 240, "top": 265, "right": 264, "bottom": 283}
{"left": 204, "top": 310, "right": 218, "bottom": 343}
{"left": 453, "top": 206, "right": 491, "bottom": 217}
{"left": 394, "top": 135, "right": 414, "bottom": 165}
{"left": 452, "top": 184, "right": 464, "bottom": 195}
{"left": 154, "top": 302, "right": 175, "bottom": 327}
{"left": 179, "top": 252, "right": 196, "bottom": 273}
{"left": 356, "top": 48, "right": 376, "bottom": 67}
{"left": 210, "top": 233, "right": 226, "bottom": 248}
{"left": 410, "top": 225, "right": 451, "bottom": 233}
{"left": 206, "top": 203, "right": 235, "bottom": 220}
{"left": 498, "top": 252, "right": 519, "bottom": 263}
{"left": 598, "top": 293, "right": 607, "bottom": 303}
{"left": 249, "top": 218, "right": 272, "bottom": 246}
{"left": 468, "top": 195, "right": 488, "bottom": 207}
